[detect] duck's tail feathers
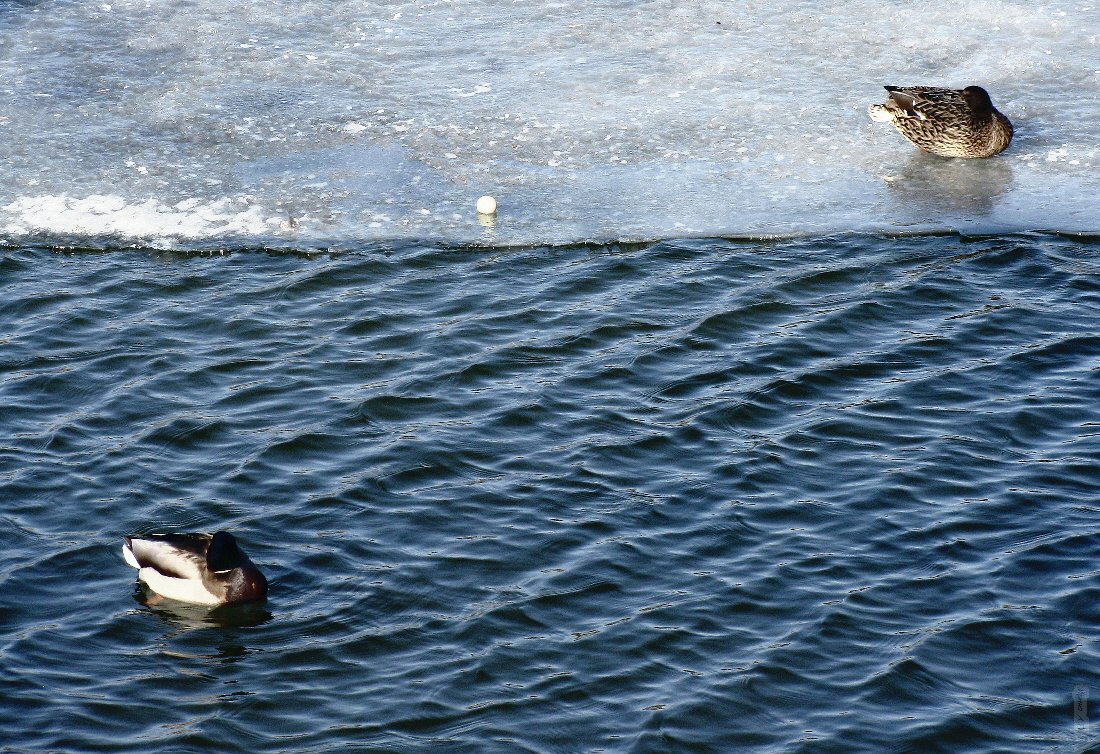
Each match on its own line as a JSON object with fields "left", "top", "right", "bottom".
{"left": 122, "top": 538, "right": 140, "bottom": 569}
{"left": 868, "top": 103, "right": 893, "bottom": 122}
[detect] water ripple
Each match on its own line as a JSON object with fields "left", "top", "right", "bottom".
{"left": 1, "top": 234, "right": 1098, "bottom": 751}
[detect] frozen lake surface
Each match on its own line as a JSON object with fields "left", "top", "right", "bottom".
{"left": 1, "top": 0, "right": 1097, "bottom": 246}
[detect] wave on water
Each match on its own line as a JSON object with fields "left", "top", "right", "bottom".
{"left": 1, "top": 233, "right": 1098, "bottom": 751}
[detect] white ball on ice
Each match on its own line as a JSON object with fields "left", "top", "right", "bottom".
{"left": 476, "top": 195, "right": 497, "bottom": 215}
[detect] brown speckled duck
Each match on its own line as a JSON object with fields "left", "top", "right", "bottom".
{"left": 868, "top": 85, "right": 1013, "bottom": 158}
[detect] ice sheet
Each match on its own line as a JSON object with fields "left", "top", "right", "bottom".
{"left": 0, "top": 0, "right": 1096, "bottom": 247}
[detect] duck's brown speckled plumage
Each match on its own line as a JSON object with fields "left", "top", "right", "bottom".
{"left": 868, "top": 85, "right": 1013, "bottom": 158}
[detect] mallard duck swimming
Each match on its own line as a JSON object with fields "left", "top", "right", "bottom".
{"left": 868, "top": 85, "right": 1013, "bottom": 158}
{"left": 122, "top": 531, "right": 268, "bottom": 605}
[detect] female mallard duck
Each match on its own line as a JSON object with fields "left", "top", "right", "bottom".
{"left": 122, "top": 531, "right": 267, "bottom": 605}
{"left": 868, "top": 85, "right": 1013, "bottom": 158}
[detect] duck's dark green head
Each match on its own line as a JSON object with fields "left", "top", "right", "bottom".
{"left": 206, "top": 531, "right": 244, "bottom": 572}
{"left": 962, "top": 86, "right": 994, "bottom": 115}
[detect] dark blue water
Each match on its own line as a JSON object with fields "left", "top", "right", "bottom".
{"left": 2, "top": 233, "right": 1099, "bottom": 752}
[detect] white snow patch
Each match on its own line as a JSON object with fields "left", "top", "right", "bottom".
{"left": 3, "top": 195, "right": 277, "bottom": 240}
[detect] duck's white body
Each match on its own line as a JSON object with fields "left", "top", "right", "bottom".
{"left": 122, "top": 532, "right": 267, "bottom": 606}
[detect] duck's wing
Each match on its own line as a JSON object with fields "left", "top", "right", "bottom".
{"left": 884, "top": 88, "right": 924, "bottom": 119}
{"left": 123, "top": 533, "right": 212, "bottom": 580}
{"left": 883, "top": 86, "right": 961, "bottom": 120}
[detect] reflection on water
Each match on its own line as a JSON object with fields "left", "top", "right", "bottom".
{"left": 884, "top": 151, "right": 1015, "bottom": 218}
{"left": 133, "top": 586, "right": 272, "bottom": 631}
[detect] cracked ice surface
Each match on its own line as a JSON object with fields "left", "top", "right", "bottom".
{"left": 1, "top": 0, "right": 1097, "bottom": 248}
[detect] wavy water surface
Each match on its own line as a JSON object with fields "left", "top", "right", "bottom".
{"left": 1, "top": 233, "right": 1099, "bottom": 752}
